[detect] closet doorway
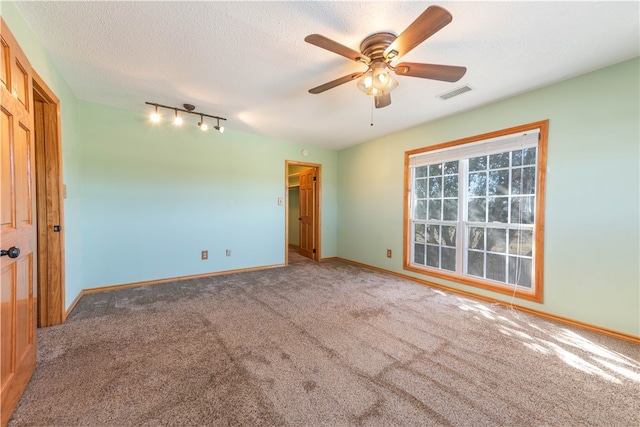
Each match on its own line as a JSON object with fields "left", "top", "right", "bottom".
{"left": 286, "top": 161, "right": 321, "bottom": 264}
{"left": 33, "top": 71, "right": 65, "bottom": 328}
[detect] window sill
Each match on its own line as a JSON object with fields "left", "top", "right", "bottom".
{"left": 403, "top": 263, "right": 543, "bottom": 303}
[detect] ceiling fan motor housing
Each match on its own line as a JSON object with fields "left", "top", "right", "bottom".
{"left": 360, "top": 32, "right": 397, "bottom": 63}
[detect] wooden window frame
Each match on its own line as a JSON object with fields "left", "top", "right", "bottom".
{"left": 403, "top": 120, "right": 548, "bottom": 303}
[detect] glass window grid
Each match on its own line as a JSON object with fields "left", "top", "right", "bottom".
{"left": 410, "top": 148, "right": 537, "bottom": 290}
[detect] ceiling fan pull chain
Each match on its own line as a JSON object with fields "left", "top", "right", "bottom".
{"left": 370, "top": 98, "right": 374, "bottom": 126}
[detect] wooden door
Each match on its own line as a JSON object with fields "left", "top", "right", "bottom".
{"left": 1, "top": 19, "right": 37, "bottom": 427}
{"left": 298, "top": 168, "right": 315, "bottom": 260}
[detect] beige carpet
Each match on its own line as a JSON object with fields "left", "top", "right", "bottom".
{"left": 9, "top": 259, "right": 640, "bottom": 426}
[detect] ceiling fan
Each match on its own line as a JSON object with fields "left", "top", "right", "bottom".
{"left": 305, "top": 5, "right": 466, "bottom": 108}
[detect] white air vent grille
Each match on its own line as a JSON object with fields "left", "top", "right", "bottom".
{"left": 438, "top": 85, "right": 472, "bottom": 100}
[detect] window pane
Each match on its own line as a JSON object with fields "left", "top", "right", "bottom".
{"left": 414, "top": 243, "right": 425, "bottom": 265}
{"left": 468, "top": 172, "right": 486, "bottom": 196}
{"left": 415, "top": 166, "right": 428, "bottom": 178}
{"left": 415, "top": 200, "right": 427, "bottom": 219}
{"left": 509, "top": 229, "right": 533, "bottom": 256}
{"left": 467, "top": 251, "right": 484, "bottom": 277}
{"left": 511, "top": 168, "right": 522, "bottom": 195}
{"left": 488, "top": 197, "right": 508, "bottom": 223}
{"left": 443, "top": 199, "right": 458, "bottom": 221}
{"left": 444, "top": 161, "right": 458, "bottom": 174}
{"left": 414, "top": 223, "right": 425, "bottom": 243}
{"left": 469, "top": 156, "right": 487, "bottom": 172}
{"left": 427, "top": 224, "right": 440, "bottom": 244}
{"left": 468, "top": 227, "right": 485, "bottom": 250}
{"left": 442, "top": 247, "right": 456, "bottom": 271}
{"left": 427, "top": 245, "right": 439, "bottom": 268}
{"left": 509, "top": 256, "right": 532, "bottom": 288}
{"left": 488, "top": 170, "right": 509, "bottom": 195}
{"left": 443, "top": 175, "right": 458, "bottom": 197}
{"left": 468, "top": 198, "right": 486, "bottom": 222}
{"left": 487, "top": 253, "right": 506, "bottom": 282}
{"left": 511, "top": 196, "right": 535, "bottom": 224}
{"left": 489, "top": 152, "right": 509, "bottom": 169}
{"left": 512, "top": 150, "right": 523, "bottom": 167}
{"left": 429, "top": 177, "right": 442, "bottom": 198}
{"left": 442, "top": 225, "right": 457, "bottom": 247}
{"left": 522, "top": 167, "right": 536, "bottom": 194}
{"left": 523, "top": 147, "right": 537, "bottom": 165}
{"left": 429, "top": 164, "right": 442, "bottom": 177}
{"left": 487, "top": 228, "right": 506, "bottom": 253}
{"left": 428, "top": 200, "right": 442, "bottom": 220}
{"left": 415, "top": 178, "right": 427, "bottom": 198}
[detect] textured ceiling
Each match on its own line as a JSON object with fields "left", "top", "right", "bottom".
{"left": 13, "top": 1, "right": 640, "bottom": 150}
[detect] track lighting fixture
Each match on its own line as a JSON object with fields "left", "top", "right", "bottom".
{"left": 146, "top": 102, "right": 227, "bottom": 134}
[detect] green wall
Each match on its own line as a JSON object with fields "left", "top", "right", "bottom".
{"left": 77, "top": 101, "right": 338, "bottom": 288}
{"left": 338, "top": 57, "right": 640, "bottom": 337}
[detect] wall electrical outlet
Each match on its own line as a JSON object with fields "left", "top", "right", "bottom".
{"left": 201, "top": 250, "right": 208, "bottom": 260}
{"left": 386, "top": 249, "right": 392, "bottom": 258}
{"left": 226, "top": 249, "right": 231, "bottom": 256}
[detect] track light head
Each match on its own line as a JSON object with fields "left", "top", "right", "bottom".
{"left": 150, "top": 105, "right": 161, "bottom": 123}
{"left": 198, "top": 116, "right": 208, "bottom": 131}
{"left": 214, "top": 118, "right": 224, "bottom": 133}
{"left": 173, "top": 109, "right": 183, "bottom": 126}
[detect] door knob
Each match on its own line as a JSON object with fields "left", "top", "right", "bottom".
{"left": 1, "top": 246, "right": 20, "bottom": 258}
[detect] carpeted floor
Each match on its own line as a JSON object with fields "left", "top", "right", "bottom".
{"left": 9, "top": 258, "right": 640, "bottom": 426}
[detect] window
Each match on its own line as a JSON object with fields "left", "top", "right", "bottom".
{"left": 404, "top": 121, "right": 548, "bottom": 302}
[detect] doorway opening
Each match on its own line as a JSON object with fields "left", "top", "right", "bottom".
{"left": 33, "top": 71, "right": 65, "bottom": 327}
{"left": 285, "top": 161, "right": 321, "bottom": 265}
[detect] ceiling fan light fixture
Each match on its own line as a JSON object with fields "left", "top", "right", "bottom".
{"left": 357, "top": 74, "right": 373, "bottom": 92}
{"left": 357, "top": 63, "right": 398, "bottom": 96}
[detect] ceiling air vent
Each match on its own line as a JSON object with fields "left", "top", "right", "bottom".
{"left": 437, "top": 85, "right": 472, "bottom": 100}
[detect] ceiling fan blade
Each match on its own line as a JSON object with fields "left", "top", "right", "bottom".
{"left": 305, "top": 34, "right": 370, "bottom": 63}
{"left": 384, "top": 6, "right": 452, "bottom": 59}
{"left": 395, "top": 62, "right": 466, "bottom": 82}
{"left": 375, "top": 93, "right": 391, "bottom": 109}
{"left": 309, "top": 72, "right": 364, "bottom": 94}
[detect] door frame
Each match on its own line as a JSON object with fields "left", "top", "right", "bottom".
{"left": 285, "top": 160, "right": 321, "bottom": 265}
{"left": 32, "top": 70, "right": 65, "bottom": 327}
